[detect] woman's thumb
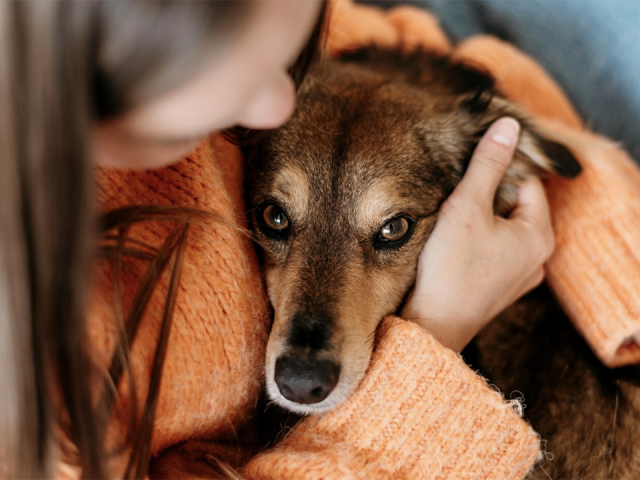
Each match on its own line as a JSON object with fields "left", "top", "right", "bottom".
{"left": 455, "top": 117, "right": 520, "bottom": 212}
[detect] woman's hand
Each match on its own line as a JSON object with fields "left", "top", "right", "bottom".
{"left": 401, "top": 117, "right": 554, "bottom": 352}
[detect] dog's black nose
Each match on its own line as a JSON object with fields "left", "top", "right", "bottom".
{"left": 274, "top": 356, "right": 340, "bottom": 404}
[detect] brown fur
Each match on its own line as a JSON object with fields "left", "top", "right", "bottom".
{"left": 245, "top": 49, "right": 639, "bottom": 478}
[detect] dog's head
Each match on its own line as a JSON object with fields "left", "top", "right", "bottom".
{"left": 245, "top": 49, "right": 580, "bottom": 414}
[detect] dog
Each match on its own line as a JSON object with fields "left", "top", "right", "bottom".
{"left": 245, "top": 48, "right": 640, "bottom": 478}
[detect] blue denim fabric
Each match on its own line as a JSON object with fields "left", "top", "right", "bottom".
{"left": 363, "top": 1, "right": 640, "bottom": 164}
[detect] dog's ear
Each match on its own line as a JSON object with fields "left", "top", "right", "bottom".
{"left": 511, "top": 119, "right": 582, "bottom": 179}
{"left": 497, "top": 121, "right": 581, "bottom": 215}
{"left": 459, "top": 90, "right": 582, "bottom": 215}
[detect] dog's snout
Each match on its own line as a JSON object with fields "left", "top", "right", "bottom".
{"left": 288, "top": 310, "right": 333, "bottom": 350}
{"left": 274, "top": 356, "right": 340, "bottom": 405}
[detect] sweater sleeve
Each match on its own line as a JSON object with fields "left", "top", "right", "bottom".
{"left": 243, "top": 317, "right": 540, "bottom": 480}
{"left": 540, "top": 120, "right": 640, "bottom": 367}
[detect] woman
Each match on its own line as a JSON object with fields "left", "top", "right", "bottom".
{"left": 1, "top": 1, "right": 556, "bottom": 478}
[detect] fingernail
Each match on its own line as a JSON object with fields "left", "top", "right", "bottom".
{"left": 490, "top": 117, "right": 520, "bottom": 147}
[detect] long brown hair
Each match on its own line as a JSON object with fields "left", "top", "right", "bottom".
{"left": 0, "top": 2, "right": 325, "bottom": 479}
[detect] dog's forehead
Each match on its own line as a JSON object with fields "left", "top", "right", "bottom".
{"left": 287, "top": 67, "right": 465, "bottom": 173}
{"left": 273, "top": 82, "right": 436, "bottom": 177}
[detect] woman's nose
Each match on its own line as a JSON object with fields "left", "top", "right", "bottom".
{"left": 236, "top": 70, "right": 296, "bottom": 130}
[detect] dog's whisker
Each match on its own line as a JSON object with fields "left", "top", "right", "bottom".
{"left": 305, "top": 116, "right": 346, "bottom": 136}
{"left": 308, "top": 74, "right": 353, "bottom": 114}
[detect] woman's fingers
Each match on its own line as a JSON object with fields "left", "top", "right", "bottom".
{"left": 510, "top": 176, "right": 551, "bottom": 225}
{"left": 452, "top": 117, "right": 521, "bottom": 213}
{"left": 509, "top": 176, "right": 555, "bottom": 263}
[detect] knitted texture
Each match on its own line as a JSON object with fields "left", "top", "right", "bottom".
{"left": 244, "top": 318, "right": 540, "bottom": 480}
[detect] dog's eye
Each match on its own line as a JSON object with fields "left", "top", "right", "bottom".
{"left": 256, "top": 202, "right": 290, "bottom": 240}
{"left": 263, "top": 204, "right": 289, "bottom": 230}
{"left": 381, "top": 217, "right": 409, "bottom": 241}
{"left": 373, "top": 215, "right": 415, "bottom": 250}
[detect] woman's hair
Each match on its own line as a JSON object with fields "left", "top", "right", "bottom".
{"left": 0, "top": 2, "right": 325, "bottom": 478}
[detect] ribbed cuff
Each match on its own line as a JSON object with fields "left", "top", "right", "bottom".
{"left": 544, "top": 121, "right": 640, "bottom": 367}
{"left": 244, "top": 318, "right": 540, "bottom": 480}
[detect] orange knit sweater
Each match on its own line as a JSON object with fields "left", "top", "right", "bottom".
{"left": 76, "top": 2, "right": 640, "bottom": 479}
